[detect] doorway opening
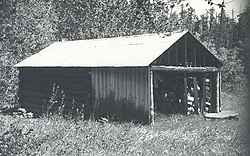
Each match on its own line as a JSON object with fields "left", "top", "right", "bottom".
{"left": 153, "top": 71, "right": 213, "bottom": 115}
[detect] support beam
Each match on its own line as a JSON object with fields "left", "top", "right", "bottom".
{"left": 184, "top": 73, "right": 188, "bottom": 114}
{"left": 210, "top": 74, "right": 214, "bottom": 113}
{"left": 150, "top": 66, "right": 219, "bottom": 73}
{"left": 202, "top": 77, "right": 206, "bottom": 114}
{"left": 210, "top": 72, "right": 221, "bottom": 113}
{"left": 216, "top": 71, "right": 221, "bottom": 113}
{"left": 149, "top": 69, "right": 154, "bottom": 125}
{"left": 210, "top": 73, "right": 220, "bottom": 113}
{"left": 193, "top": 77, "right": 199, "bottom": 114}
{"left": 219, "top": 71, "right": 221, "bottom": 112}
{"left": 202, "top": 51, "right": 206, "bottom": 114}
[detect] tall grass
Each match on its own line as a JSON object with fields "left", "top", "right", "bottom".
{"left": 0, "top": 91, "right": 249, "bottom": 156}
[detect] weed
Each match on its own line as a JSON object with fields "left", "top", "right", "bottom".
{"left": 42, "top": 83, "right": 84, "bottom": 120}
{"left": 0, "top": 91, "right": 249, "bottom": 156}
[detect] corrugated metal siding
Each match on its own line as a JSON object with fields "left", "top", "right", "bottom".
{"left": 91, "top": 67, "right": 149, "bottom": 122}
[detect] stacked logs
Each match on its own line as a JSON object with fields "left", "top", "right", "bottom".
{"left": 186, "top": 78, "right": 211, "bottom": 115}
{"left": 186, "top": 80, "right": 199, "bottom": 115}
{"left": 204, "top": 78, "right": 211, "bottom": 113}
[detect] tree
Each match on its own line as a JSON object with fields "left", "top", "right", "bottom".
{"left": 217, "top": 47, "right": 246, "bottom": 92}
{"left": 0, "top": 0, "right": 58, "bottom": 107}
{"left": 237, "top": 6, "right": 250, "bottom": 83}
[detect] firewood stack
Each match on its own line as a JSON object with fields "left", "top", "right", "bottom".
{"left": 186, "top": 77, "right": 200, "bottom": 115}
{"left": 187, "top": 92, "right": 195, "bottom": 115}
{"left": 204, "top": 78, "right": 211, "bottom": 113}
{"left": 186, "top": 81, "right": 197, "bottom": 115}
{"left": 186, "top": 77, "right": 212, "bottom": 115}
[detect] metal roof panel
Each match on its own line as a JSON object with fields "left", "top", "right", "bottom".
{"left": 15, "top": 31, "right": 188, "bottom": 67}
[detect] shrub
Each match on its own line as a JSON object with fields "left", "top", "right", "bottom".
{"left": 0, "top": 67, "right": 19, "bottom": 109}
{"left": 42, "top": 83, "right": 84, "bottom": 120}
{"left": 217, "top": 47, "right": 247, "bottom": 92}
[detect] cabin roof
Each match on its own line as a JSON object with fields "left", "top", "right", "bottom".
{"left": 15, "top": 31, "right": 221, "bottom": 67}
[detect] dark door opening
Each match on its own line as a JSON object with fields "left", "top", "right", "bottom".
{"left": 153, "top": 71, "right": 213, "bottom": 115}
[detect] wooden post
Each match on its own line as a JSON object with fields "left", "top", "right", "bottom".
{"left": 208, "top": 73, "right": 213, "bottom": 113}
{"left": 202, "top": 77, "right": 206, "bottom": 114}
{"left": 210, "top": 73, "right": 218, "bottom": 113}
{"left": 219, "top": 71, "right": 221, "bottom": 112}
{"left": 202, "top": 51, "right": 206, "bottom": 114}
{"left": 149, "top": 69, "right": 154, "bottom": 125}
{"left": 184, "top": 73, "right": 188, "bottom": 114}
{"left": 197, "top": 76, "right": 202, "bottom": 113}
{"left": 193, "top": 77, "right": 199, "bottom": 114}
{"left": 216, "top": 71, "right": 220, "bottom": 113}
{"left": 210, "top": 72, "right": 220, "bottom": 113}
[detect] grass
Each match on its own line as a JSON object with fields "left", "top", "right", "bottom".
{"left": 0, "top": 91, "right": 249, "bottom": 156}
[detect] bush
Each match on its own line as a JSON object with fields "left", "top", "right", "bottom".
{"left": 42, "top": 83, "right": 84, "bottom": 120}
{"left": 0, "top": 67, "right": 19, "bottom": 108}
{"left": 217, "top": 47, "right": 247, "bottom": 92}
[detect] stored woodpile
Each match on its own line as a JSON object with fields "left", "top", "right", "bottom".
{"left": 155, "top": 73, "right": 214, "bottom": 116}
{"left": 186, "top": 77, "right": 211, "bottom": 115}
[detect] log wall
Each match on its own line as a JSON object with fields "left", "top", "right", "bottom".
{"left": 18, "top": 67, "right": 92, "bottom": 116}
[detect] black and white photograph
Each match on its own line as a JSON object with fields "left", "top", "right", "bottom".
{"left": 0, "top": 0, "right": 249, "bottom": 155}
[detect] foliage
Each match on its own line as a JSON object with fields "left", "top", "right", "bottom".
{"left": 195, "top": 7, "right": 238, "bottom": 50}
{"left": 0, "top": 91, "right": 249, "bottom": 155}
{"left": 237, "top": 6, "right": 250, "bottom": 80}
{"left": 217, "top": 47, "right": 247, "bottom": 92}
{"left": 194, "top": 6, "right": 249, "bottom": 92}
{"left": 0, "top": 67, "right": 18, "bottom": 108}
{"left": 0, "top": 0, "right": 57, "bottom": 108}
{"left": 1, "top": 0, "right": 57, "bottom": 65}
{"left": 43, "top": 83, "right": 66, "bottom": 116}
{"left": 53, "top": 0, "right": 194, "bottom": 41}
{"left": 42, "top": 83, "right": 84, "bottom": 119}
